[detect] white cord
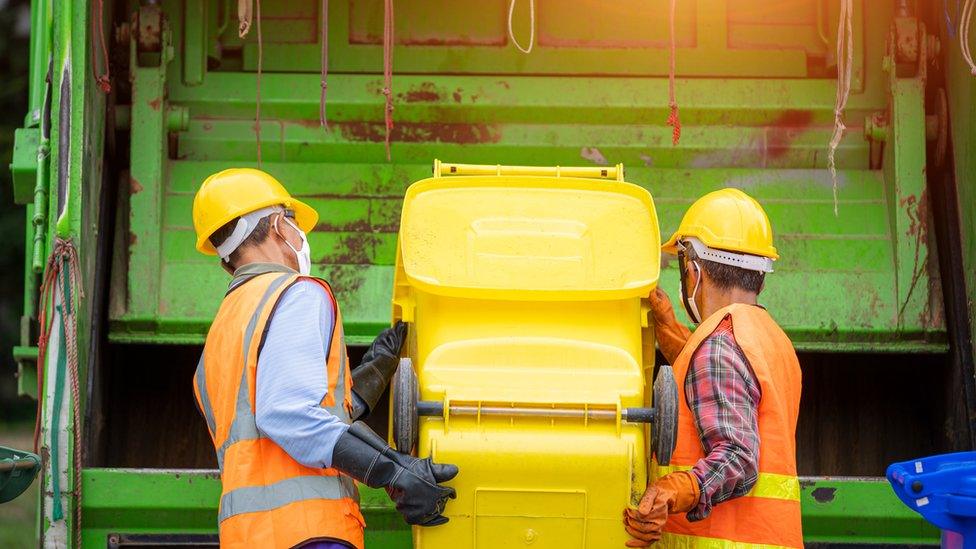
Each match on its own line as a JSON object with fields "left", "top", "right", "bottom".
{"left": 961, "top": 0, "right": 976, "bottom": 75}
{"left": 827, "top": 0, "right": 853, "bottom": 217}
{"left": 508, "top": 0, "right": 535, "bottom": 54}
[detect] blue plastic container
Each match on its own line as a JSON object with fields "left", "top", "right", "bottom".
{"left": 887, "top": 452, "right": 976, "bottom": 549}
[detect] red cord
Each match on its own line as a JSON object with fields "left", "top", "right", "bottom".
{"left": 320, "top": 0, "right": 329, "bottom": 128}
{"left": 666, "top": 0, "right": 680, "bottom": 146}
{"left": 668, "top": 104, "right": 681, "bottom": 146}
{"left": 34, "top": 263, "right": 56, "bottom": 453}
{"left": 383, "top": 0, "right": 395, "bottom": 161}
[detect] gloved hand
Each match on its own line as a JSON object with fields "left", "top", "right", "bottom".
{"left": 331, "top": 421, "right": 459, "bottom": 527}
{"left": 351, "top": 321, "right": 408, "bottom": 419}
{"left": 648, "top": 288, "right": 692, "bottom": 365}
{"left": 362, "top": 321, "right": 408, "bottom": 364}
{"left": 623, "top": 471, "right": 700, "bottom": 547}
{"left": 384, "top": 454, "right": 459, "bottom": 526}
{"left": 623, "top": 487, "right": 668, "bottom": 547}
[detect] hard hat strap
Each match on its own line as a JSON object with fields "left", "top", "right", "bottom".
{"left": 680, "top": 237, "right": 774, "bottom": 273}
{"left": 215, "top": 206, "right": 282, "bottom": 260}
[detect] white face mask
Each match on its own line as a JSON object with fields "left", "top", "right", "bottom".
{"left": 277, "top": 216, "right": 312, "bottom": 275}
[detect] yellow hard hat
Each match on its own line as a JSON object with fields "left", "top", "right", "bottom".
{"left": 662, "top": 188, "right": 778, "bottom": 259}
{"left": 192, "top": 168, "right": 319, "bottom": 255}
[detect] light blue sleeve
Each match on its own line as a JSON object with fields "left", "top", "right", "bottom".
{"left": 255, "top": 279, "right": 350, "bottom": 468}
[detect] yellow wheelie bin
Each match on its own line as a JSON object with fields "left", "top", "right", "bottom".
{"left": 390, "top": 161, "right": 678, "bottom": 549}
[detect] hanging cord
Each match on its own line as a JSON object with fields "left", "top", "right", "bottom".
{"left": 383, "top": 0, "right": 395, "bottom": 161}
{"left": 666, "top": 0, "right": 681, "bottom": 146}
{"left": 827, "top": 0, "right": 853, "bottom": 217}
{"left": 36, "top": 238, "right": 84, "bottom": 549}
{"left": 238, "top": 0, "right": 253, "bottom": 37}
{"left": 946, "top": 0, "right": 960, "bottom": 38}
{"left": 507, "top": 0, "right": 535, "bottom": 54}
{"left": 91, "top": 0, "right": 111, "bottom": 93}
{"left": 961, "top": 0, "right": 976, "bottom": 75}
{"left": 255, "top": 0, "right": 264, "bottom": 166}
{"left": 320, "top": 0, "right": 330, "bottom": 127}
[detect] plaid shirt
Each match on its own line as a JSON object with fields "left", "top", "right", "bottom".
{"left": 684, "top": 315, "right": 761, "bottom": 521}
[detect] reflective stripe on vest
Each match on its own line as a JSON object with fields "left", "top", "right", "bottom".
{"left": 656, "top": 465, "right": 800, "bottom": 502}
{"left": 653, "top": 532, "right": 795, "bottom": 549}
{"left": 194, "top": 353, "right": 216, "bottom": 437}
{"left": 218, "top": 475, "right": 360, "bottom": 523}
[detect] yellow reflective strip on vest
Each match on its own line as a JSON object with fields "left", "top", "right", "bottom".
{"left": 657, "top": 532, "right": 794, "bottom": 549}
{"left": 218, "top": 474, "right": 359, "bottom": 522}
{"left": 194, "top": 353, "right": 216, "bottom": 437}
{"left": 656, "top": 465, "right": 800, "bottom": 502}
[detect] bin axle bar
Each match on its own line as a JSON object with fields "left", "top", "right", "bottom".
{"left": 416, "top": 401, "right": 656, "bottom": 423}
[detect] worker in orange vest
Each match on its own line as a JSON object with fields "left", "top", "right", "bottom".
{"left": 191, "top": 168, "right": 458, "bottom": 549}
{"left": 624, "top": 188, "right": 803, "bottom": 548}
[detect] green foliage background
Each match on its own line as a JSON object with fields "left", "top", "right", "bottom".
{"left": 0, "top": 0, "right": 31, "bottom": 422}
{"left": 0, "top": 1, "right": 40, "bottom": 547}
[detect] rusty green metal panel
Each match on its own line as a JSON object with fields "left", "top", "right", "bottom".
{"left": 29, "top": 0, "right": 110, "bottom": 543}
{"left": 100, "top": 0, "right": 944, "bottom": 351}
{"left": 112, "top": 6, "right": 173, "bottom": 338}
{"left": 800, "top": 477, "right": 939, "bottom": 545}
{"left": 237, "top": 0, "right": 866, "bottom": 82}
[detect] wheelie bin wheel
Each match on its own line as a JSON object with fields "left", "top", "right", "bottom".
{"left": 652, "top": 364, "right": 678, "bottom": 466}
{"left": 392, "top": 358, "right": 419, "bottom": 455}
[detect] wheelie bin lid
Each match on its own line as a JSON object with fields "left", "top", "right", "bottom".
{"left": 397, "top": 164, "right": 660, "bottom": 300}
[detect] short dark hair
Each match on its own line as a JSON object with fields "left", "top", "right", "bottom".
{"left": 209, "top": 215, "right": 273, "bottom": 267}
{"left": 685, "top": 246, "right": 765, "bottom": 294}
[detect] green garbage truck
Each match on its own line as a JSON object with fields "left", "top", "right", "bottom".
{"left": 6, "top": 0, "right": 976, "bottom": 546}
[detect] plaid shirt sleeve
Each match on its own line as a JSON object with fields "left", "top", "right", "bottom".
{"left": 683, "top": 315, "right": 762, "bottom": 521}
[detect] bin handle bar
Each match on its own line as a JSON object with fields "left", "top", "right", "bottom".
{"left": 416, "top": 400, "right": 655, "bottom": 423}
{"left": 0, "top": 457, "right": 39, "bottom": 474}
{"left": 433, "top": 159, "right": 625, "bottom": 181}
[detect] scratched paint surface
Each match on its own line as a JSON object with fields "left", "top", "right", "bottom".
{"left": 103, "top": 0, "right": 943, "bottom": 351}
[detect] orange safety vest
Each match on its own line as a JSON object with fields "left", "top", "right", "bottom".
{"left": 655, "top": 303, "right": 803, "bottom": 549}
{"left": 193, "top": 272, "right": 365, "bottom": 549}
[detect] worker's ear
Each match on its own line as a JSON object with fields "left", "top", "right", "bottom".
{"left": 270, "top": 211, "right": 285, "bottom": 241}
{"left": 270, "top": 211, "right": 297, "bottom": 249}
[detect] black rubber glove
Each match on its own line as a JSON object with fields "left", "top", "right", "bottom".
{"left": 384, "top": 455, "right": 459, "bottom": 526}
{"left": 331, "top": 421, "right": 458, "bottom": 526}
{"left": 362, "top": 321, "right": 408, "bottom": 364}
{"left": 351, "top": 321, "right": 408, "bottom": 419}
